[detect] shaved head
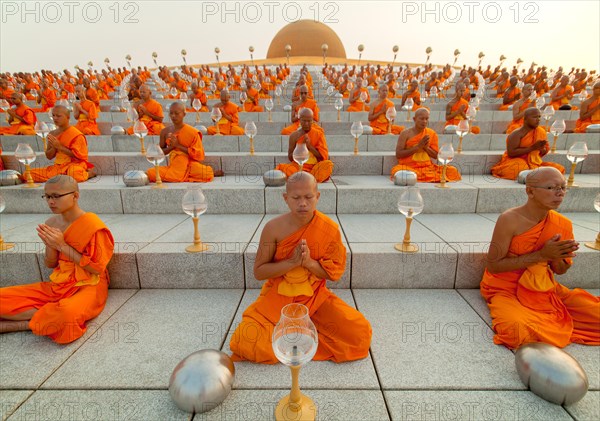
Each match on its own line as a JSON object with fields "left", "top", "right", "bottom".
{"left": 298, "top": 108, "right": 313, "bottom": 119}
{"left": 525, "top": 167, "right": 564, "bottom": 186}
{"left": 286, "top": 171, "right": 318, "bottom": 193}
{"left": 170, "top": 101, "right": 186, "bottom": 113}
{"left": 53, "top": 104, "right": 70, "bottom": 117}
{"left": 46, "top": 175, "right": 79, "bottom": 192}
{"left": 414, "top": 108, "right": 430, "bottom": 118}
{"left": 524, "top": 107, "right": 540, "bottom": 119}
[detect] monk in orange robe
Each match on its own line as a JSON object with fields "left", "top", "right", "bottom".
{"left": 506, "top": 84, "right": 535, "bottom": 134}
{"left": 0, "top": 93, "right": 37, "bottom": 135}
{"left": 445, "top": 83, "right": 480, "bottom": 134}
{"left": 188, "top": 84, "right": 209, "bottom": 112}
{"left": 230, "top": 172, "right": 372, "bottom": 363}
{"left": 29, "top": 106, "right": 94, "bottom": 183}
{"left": 550, "top": 76, "right": 576, "bottom": 110}
{"left": 369, "top": 85, "right": 404, "bottom": 135}
{"left": 277, "top": 109, "right": 333, "bottom": 183}
{"left": 481, "top": 167, "right": 599, "bottom": 349}
{"left": 126, "top": 85, "right": 166, "bottom": 136}
{"left": 73, "top": 86, "right": 100, "bottom": 136}
{"left": 491, "top": 108, "right": 564, "bottom": 180}
{"left": 83, "top": 79, "right": 100, "bottom": 108}
{"left": 240, "top": 78, "right": 264, "bottom": 112}
{"left": 291, "top": 76, "right": 314, "bottom": 102}
{"left": 0, "top": 79, "right": 14, "bottom": 104}
{"left": 207, "top": 89, "right": 245, "bottom": 135}
{"left": 495, "top": 72, "right": 510, "bottom": 98}
{"left": 574, "top": 82, "right": 600, "bottom": 133}
{"left": 281, "top": 86, "right": 320, "bottom": 135}
{"left": 0, "top": 175, "right": 114, "bottom": 344}
{"left": 147, "top": 102, "right": 219, "bottom": 183}
{"left": 390, "top": 108, "right": 461, "bottom": 182}
{"left": 498, "top": 77, "right": 521, "bottom": 111}
{"left": 36, "top": 82, "right": 57, "bottom": 111}
{"left": 347, "top": 77, "right": 370, "bottom": 111}
{"left": 401, "top": 80, "right": 422, "bottom": 111}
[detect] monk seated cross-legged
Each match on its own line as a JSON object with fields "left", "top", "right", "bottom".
{"left": 491, "top": 108, "right": 564, "bottom": 180}
{"left": 229, "top": 172, "right": 372, "bottom": 363}
{"left": 0, "top": 175, "right": 115, "bottom": 344}
{"left": 368, "top": 84, "right": 404, "bottom": 135}
{"left": 28, "top": 105, "right": 95, "bottom": 183}
{"left": 445, "top": 83, "right": 480, "bottom": 134}
{"left": 505, "top": 84, "right": 535, "bottom": 134}
{"left": 574, "top": 81, "right": 600, "bottom": 133}
{"left": 281, "top": 85, "right": 320, "bottom": 135}
{"left": 207, "top": 89, "right": 245, "bottom": 135}
{"left": 240, "top": 78, "right": 264, "bottom": 112}
{"left": 147, "top": 102, "right": 222, "bottom": 183}
{"left": 390, "top": 108, "right": 461, "bottom": 183}
{"left": 346, "top": 77, "right": 370, "bottom": 112}
{"left": 73, "top": 85, "right": 100, "bottom": 135}
{"left": 277, "top": 108, "right": 333, "bottom": 183}
{"left": 481, "top": 167, "right": 599, "bottom": 349}
{"left": 498, "top": 76, "right": 521, "bottom": 111}
{"left": 126, "top": 84, "right": 166, "bottom": 136}
{"left": 0, "top": 93, "right": 37, "bottom": 136}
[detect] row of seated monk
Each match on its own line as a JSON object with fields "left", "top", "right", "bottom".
{"left": 0, "top": 98, "right": 590, "bottom": 185}
{"left": 2, "top": 82, "right": 599, "bottom": 140}
{"left": 0, "top": 168, "right": 598, "bottom": 364}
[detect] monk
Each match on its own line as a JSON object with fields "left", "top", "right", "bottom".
{"left": 147, "top": 102, "right": 219, "bottom": 183}
{"left": 0, "top": 79, "right": 14, "bottom": 104}
{"left": 445, "top": 83, "right": 480, "bottom": 134}
{"left": 36, "top": 81, "right": 57, "bottom": 112}
{"left": 281, "top": 86, "right": 320, "bottom": 135}
{"left": 390, "top": 108, "right": 461, "bottom": 182}
{"left": 550, "top": 76, "right": 576, "bottom": 110}
{"left": 0, "top": 93, "right": 36, "bottom": 135}
{"left": 0, "top": 175, "right": 114, "bottom": 344}
{"left": 207, "top": 89, "right": 245, "bottom": 135}
{"left": 505, "top": 84, "right": 535, "bottom": 134}
{"left": 498, "top": 76, "right": 521, "bottom": 111}
{"left": 28, "top": 105, "right": 95, "bottom": 183}
{"left": 126, "top": 85, "right": 165, "bottom": 136}
{"left": 229, "top": 172, "right": 372, "bottom": 363}
{"left": 369, "top": 85, "right": 404, "bottom": 135}
{"left": 73, "top": 86, "right": 100, "bottom": 135}
{"left": 277, "top": 109, "right": 333, "bottom": 183}
{"left": 189, "top": 82, "right": 209, "bottom": 112}
{"left": 491, "top": 108, "right": 564, "bottom": 180}
{"left": 240, "top": 78, "right": 264, "bottom": 112}
{"left": 481, "top": 167, "right": 599, "bottom": 349}
{"left": 574, "top": 82, "right": 600, "bottom": 133}
{"left": 82, "top": 78, "right": 100, "bottom": 108}
{"left": 401, "top": 80, "right": 422, "bottom": 111}
{"left": 347, "top": 77, "right": 370, "bottom": 111}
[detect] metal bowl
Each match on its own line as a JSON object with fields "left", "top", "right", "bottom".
{"left": 263, "top": 169, "right": 286, "bottom": 187}
{"left": 393, "top": 170, "right": 417, "bottom": 186}
{"left": 0, "top": 170, "right": 23, "bottom": 186}
{"left": 123, "top": 170, "right": 149, "bottom": 187}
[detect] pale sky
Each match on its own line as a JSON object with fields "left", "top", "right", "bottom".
{"left": 1, "top": 0, "right": 598, "bottom": 74}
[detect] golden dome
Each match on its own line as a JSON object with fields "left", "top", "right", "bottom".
{"left": 267, "top": 20, "right": 346, "bottom": 59}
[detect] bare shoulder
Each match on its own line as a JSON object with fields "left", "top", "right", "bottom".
{"left": 44, "top": 215, "right": 63, "bottom": 229}
{"left": 263, "top": 214, "right": 291, "bottom": 242}
{"left": 496, "top": 207, "right": 526, "bottom": 235}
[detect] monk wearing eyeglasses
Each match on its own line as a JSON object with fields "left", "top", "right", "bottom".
{"left": 0, "top": 175, "right": 114, "bottom": 344}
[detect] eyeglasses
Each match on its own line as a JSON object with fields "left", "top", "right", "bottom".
{"left": 42, "top": 191, "right": 76, "bottom": 200}
{"left": 530, "top": 185, "right": 567, "bottom": 193}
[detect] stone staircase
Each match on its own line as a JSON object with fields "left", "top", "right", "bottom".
{"left": 0, "top": 67, "right": 598, "bottom": 420}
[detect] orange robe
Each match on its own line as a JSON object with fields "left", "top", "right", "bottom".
{"left": 74, "top": 100, "right": 100, "bottom": 135}
{"left": 574, "top": 98, "right": 600, "bottom": 133}
{"left": 207, "top": 102, "right": 244, "bottom": 135}
{"left": 229, "top": 211, "right": 372, "bottom": 364}
{"left": 277, "top": 127, "right": 333, "bottom": 183}
{"left": 347, "top": 88, "right": 370, "bottom": 112}
{"left": 403, "top": 90, "right": 422, "bottom": 111}
{"left": 242, "top": 87, "right": 264, "bottom": 112}
{"left": 491, "top": 127, "right": 565, "bottom": 180}
{"left": 481, "top": 211, "right": 600, "bottom": 349}
{"left": 29, "top": 126, "right": 93, "bottom": 182}
{"left": 498, "top": 87, "right": 521, "bottom": 111}
{"left": 496, "top": 79, "right": 510, "bottom": 98}
{"left": 188, "top": 90, "right": 209, "bottom": 112}
{"left": 506, "top": 100, "right": 534, "bottom": 134}
{"left": 147, "top": 124, "right": 214, "bottom": 183}
{"left": 0, "top": 104, "right": 37, "bottom": 135}
{"left": 0, "top": 213, "right": 114, "bottom": 344}
{"left": 445, "top": 98, "right": 480, "bottom": 134}
{"left": 550, "top": 85, "right": 576, "bottom": 110}
{"left": 370, "top": 99, "right": 404, "bottom": 135}
{"left": 126, "top": 99, "right": 166, "bottom": 136}
{"left": 281, "top": 99, "right": 320, "bottom": 135}
{"left": 86, "top": 87, "right": 100, "bottom": 107}
{"left": 38, "top": 88, "right": 57, "bottom": 111}
{"left": 390, "top": 128, "right": 461, "bottom": 182}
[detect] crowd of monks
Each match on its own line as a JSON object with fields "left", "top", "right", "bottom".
{"left": 0, "top": 61, "right": 598, "bottom": 356}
